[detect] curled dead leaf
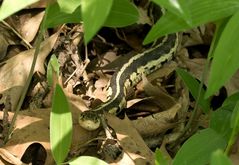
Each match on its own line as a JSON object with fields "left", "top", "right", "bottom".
{"left": 0, "top": 148, "right": 24, "bottom": 165}
{"left": 0, "top": 23, "right": 20, "bottom": 60}
{"left": 0, "top": 32, "right": 59, "bottom": 111}
{"left": 142, "top": 75, "right": 177, "bottom": 110}
{"left": 105, "top": 114, "right": 154, "bottom": 164}
{"left": 20, "top": 11, "right": 45, "bottom": 42}
{"left": 132, "top": 103, "right": 181, "bottom": 137}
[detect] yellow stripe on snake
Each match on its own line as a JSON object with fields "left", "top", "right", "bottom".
{"left": 79, "top": 33, "right": 179, "bottom": 130}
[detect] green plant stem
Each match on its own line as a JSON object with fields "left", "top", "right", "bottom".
{"left": 225, "top": 101, "right": 239, "bottom": 154}
{"left": 225, "top": 133, "right": 236, "bottom": 155}
{"left": 182, "top": 22, "right": 221, "bottom": 134}
{"left": 5, "top": 32, "right": 43, "bottom": 143}
{"left": 183, "top": 58, "right": 210, "bottom": 133}
{"left": 5, "top": 8, "right": 49, "bottom": 143}
{"left": 171, "top": 25, "right": 219, "bottom": 147}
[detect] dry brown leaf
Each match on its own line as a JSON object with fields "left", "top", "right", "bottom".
{"left": 146, "top": 61, "right": 177, "bottom": 82}
{"left": 182, "top": 58, "right": 207, "bottom": 81}
{"left": 126, "top": 98, "right": 151, "bottom": 108}
{"left": 67, "top": 93, "right": 89, "bottom": 112}
{"left": 0, "top": 148, "right": 24, "bottom": 165}
{"left": 178, "top": 46, "right": 239, "bottom": 96}
{"left": 106, "top": 114, "right": 154, "bottom": 164}
{"left": 225, "top": 70, "right": 239, "bottom": 95}
{"left": 182, "top": 28, "right": 204, "bottom": 47}
{"left": 229, "top": 137, "right": 239, "bottom": 165}
{"left": 137, "top": 7, "right": 152, "bottom": 25}
{"left": 132, "top": 103, "right": 180, "bottom": 137}
{"left": 0, "top": 32, "right": 59, "bottom": 111}
{"left": 29, "top": 0, "right": 47, "bottom": 8}
{"left": 142, "top": 75, "right": 177, "bottom": 110}
{"left": 0, "top": 102, "right": 97, "bottom": 164}
{"left": 92, "top": 73, "right": 109, "bottom": 102}
{"left": 0, "top": 109, "right": 54, "bottom": 164}
{"left": 230, "top": 154, "right": 239, "bottom": 165}
{"left": 100, "top": 51, "right": 135, "bottom": 72}
{"left": 0, "top": 23, "right": 20, "bottom": 60}
{"left": 20, "top": 11, "right": 45, "bottom": 42}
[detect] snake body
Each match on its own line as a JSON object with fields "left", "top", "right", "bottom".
{"left": 79, "top": 33, "right": 179, "bottom": 130}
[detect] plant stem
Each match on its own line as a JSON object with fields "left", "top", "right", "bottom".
{"left": 5, "top": 8, "right": 49, "bottom": 143}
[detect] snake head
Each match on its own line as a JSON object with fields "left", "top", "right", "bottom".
{"left": 78, "top": 111, "right": 101, "bottom": 131}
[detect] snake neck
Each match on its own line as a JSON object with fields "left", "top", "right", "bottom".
{"left": 92, "top": 94, "right": 126, "bottom": 114}
{"left": 92, "top": 33, "right": 178, "bottom": 114}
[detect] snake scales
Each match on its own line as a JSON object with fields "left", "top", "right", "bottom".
{"left": 78, "top": 33, "right": 179, "bottom": 131}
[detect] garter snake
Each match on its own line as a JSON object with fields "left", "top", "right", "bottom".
{"left": 79, "top": 33, "right": 179, "bottom": 130}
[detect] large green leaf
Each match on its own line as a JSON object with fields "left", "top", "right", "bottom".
{"left": 210, "top": 105, "right": 233, "bottom": 141}
{"left": 226, "top": 101, "right": 239, "bottom": 153}
{"left": 210, "top": 150, "right": 232, "bottom": 165}
{"left": 47, "top": 54, "right": 60, "bottom": 87}
{"left": 57, "top": 0, "right": 81, "bottom": 14}
{"left": 69, "top": 156, "right": 108, "bottom": 165}
{"left": 44, "top": 2, "right": 82, "bottom": 28}
{"left": 50, "top": 84, "right": 72, "bottom": 164}
{"left": 230, "top": 101, "right": 239, "bottom": 131}
{"left": 155, "top": 148, "right": 170, "bottom": 165}
{"left": 205, "top": 11, "right": 239, "bottom": 97}
{"left": 104, "top": 0, "right": 138, "bottom": 27}
{"left": 0, "top": 0, "right": 38, "bottom": 21}
{"left": 173, "top": 128, "right": 227, "bottom": 165}
{"left": 222, "top": 92, "right": 239, "bottom": 106}
{"left": 144, "top": 0, "right": 239, "bottom": 44}
{"left": 210, "top": 92, "right": 239, "bottom": 140}
{"left": 152, "top": 0, "right": 191, "bottom": 24}
{"left": 81, "top": 0, "right": 113, "bottom": 44}
{"left": 176, "top": 68, "right": 210, "bottom": 113}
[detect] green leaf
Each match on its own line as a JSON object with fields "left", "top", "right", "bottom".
{"left": 143, "top": 11, "right": 189, "bottom": 44}
{"left": 50, "top": 84, "right": 72, "bottom": 164}
{"left": 69, "top": 156, "right": 108, "bottom": 165}
{"left": 104, "top": 0, "right": 138, "bottom": 27}
{"left": 226, "top": 101, "right": 239, "bottom": 153}
{"left": 173, "top": 128, "right": 227, "bottom": 165}
{"left": 57, "top": 0, "right": 81, "bottom": 13}
{"left": 155, "top": 148, "right": 170, "bottom": 165}
{"left": 231, "top": 101, "right": 239, "bottom": 130}
{"left": 47, "top": 54, "right": 60, "bottom": 87}
{"left": 152, "top": 0, "right": 192, "bottom": 25}
{"left": 81, "top": 0, "right": 113, "bottom": 44}
{"left": 205, "top": 11, "right": 239, "bottom": 97}
{"left": 176, "top": 68, "right": 210, "bottom": 113}
{"left": 144, "top": 0, "right": 239, "bottom": 44}
{"left": 222, "top": 92, "right": 239, "bottom": 106}
{"left": 0, "top": 0, "right": 38, "bottom": 21}
{"left": 210, "top": 92, "right": 239, "bottom": 140}
{"left": 207, "top": 18, "right": 231, "bottom": 59}
{"left": 44, "top": 2, "right": 82, "bottom": 28}
{"left": 210, "top": 150, "right": 232, "bottom": 165}
{"left": 210, "top": 105, "right": 233, "bottom": 141}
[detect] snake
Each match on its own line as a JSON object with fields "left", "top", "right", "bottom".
{"left": 78, "top": 33, "right": 179, "bottom": 131}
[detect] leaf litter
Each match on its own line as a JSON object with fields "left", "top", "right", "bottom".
{"left": 0, "top": 3, "right": 238, "bottom": 165}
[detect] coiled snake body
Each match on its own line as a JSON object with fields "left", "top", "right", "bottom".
{"left": 79, "top": 33, "right": 179, "bottom": 130}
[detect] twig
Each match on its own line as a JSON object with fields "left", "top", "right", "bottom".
{"left": 1, "top": 20, "right": 33, "bottom": 49}
{"left": 63, "top": 46, "right": 90, "bottom": 85}
{"left": 5, "top": 6, "right": 54, "bottom": 142}
{"left": 169, "top": 28, "right": 216, "bottom": 148}
{"left": 6, "top": 27, "right": 44, "bottom": 142}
